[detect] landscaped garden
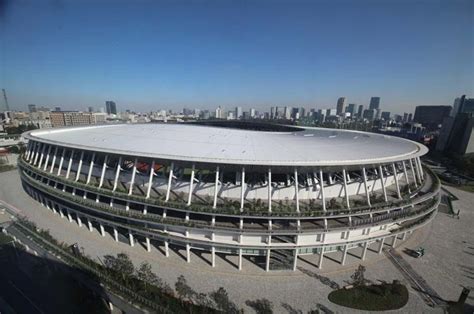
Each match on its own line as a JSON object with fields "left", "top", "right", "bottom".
{"left": 328, "top": 265, "right": 409, "bottom": 311}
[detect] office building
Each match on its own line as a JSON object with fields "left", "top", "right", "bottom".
{"left": 105, "top": 101, "right": 117, "bottom": 115}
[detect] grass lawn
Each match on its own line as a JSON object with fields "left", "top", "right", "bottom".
{"left": 328, "top": 283, "right": 409, "bottom": 311}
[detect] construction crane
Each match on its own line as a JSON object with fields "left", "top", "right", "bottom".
{"left": 2, "top": 89, "right": 10, "bottom": 111}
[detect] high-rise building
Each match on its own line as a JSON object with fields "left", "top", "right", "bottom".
{"left": 250, "top": 108, "right": 256, "bottom": 118}
{"left": 284, "top": 106, "right": 292, "bottom": 120}
{"left": 363, "top": 109, "right": 376, "bottom": 121}
{"left": 336, "top": 97, "right": 346, "bottom": 115}
{"left": 413, "top": 105, "right": 452, "bottom": 130}
{"left": 270, "top": 107, "right": 276, "bottom": 119}
{"left": 357, "top": 105, "right": 364, "bottom": 118}
{"left": 369, "top": 97, "right": 380, "bottom": 110}
{"left": 88, "top": 106, "right": 94, "bottom": 113}
{"left": 345, "top": 103, "right": 356, "bottom": 116}
{"left": 235, "top": 107, "right": 243, "bottom": 119}
{"left": 28, "top": 104, "right": 37, "bottom": 113}
{"left": 215, "top": 106, "right": 224, "bottom": 119}
{"left": 381, "top": 111, "right": 391, "bottom": 120}
{"left": 55, "top": 106, "right": 61, "bottom": 112}
{"left": 105, "top": 101, "right": 117, "bottom": 115}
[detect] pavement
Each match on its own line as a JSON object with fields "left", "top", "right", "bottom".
{"left": 1, "top": 169, "right": 473, "bottom": 313}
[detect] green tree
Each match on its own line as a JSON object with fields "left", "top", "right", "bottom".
{"left": 103, "top": 253, "right": 134, "bottom": 282}
{"left": 210, "top": 287, "right": 240, "bottom": 313}
{"left": 175, "top": 275, "right": 196, "bottom": 301}
{"left": 350, "top": 264, "right": 368, "bottom": 287}
{"left": 245, "top": 298, "right": 273, "bottom": 314}
{"left": 136, "top": 261, "right": 158, "bottom": 290}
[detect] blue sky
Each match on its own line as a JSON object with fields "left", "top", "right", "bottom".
{"left": 1, "top": 0, "right": 473, "bottom": 113}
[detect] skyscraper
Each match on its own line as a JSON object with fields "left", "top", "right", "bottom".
{"left": 28, "top": 104, "right": 37, "bottom": 113}
{"left": 357, "top": 105, "right": 364, "bottom": 118}
{"left": 336, "top": 97, "right": 346, "bottom": 115}
{"left": 105, "top": 101, "right": 117, "bottom": 115}
{"left": 235, "top": 107, "right": 243, "bottom": 119}
{"left": 345, "top": 103, "right": 356, "bottom": 116}
{"left": 413, "top": 105, "right": 452, "bottom": 129}
{"left": 369, "top": 97, "right": 380, "bottom": 110}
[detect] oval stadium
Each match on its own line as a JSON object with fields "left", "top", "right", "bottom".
{"left": 18, "top": 123, "right": 440, "bottom": 271}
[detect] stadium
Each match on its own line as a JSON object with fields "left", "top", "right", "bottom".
{"left": 18, "top": 123, "right": 440, "bottom": 271}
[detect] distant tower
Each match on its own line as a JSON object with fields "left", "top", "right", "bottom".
{"left": 369, "top": 97, "right": 380, "bottom": 110}
{"left": 2, "top": 89, "right": 10, "bottom": 111}
{"left": 105, "top": 101, "right": 117, "bottom": 115}
{"left": 336, "top": 97, "right": 346, "bottom": 115}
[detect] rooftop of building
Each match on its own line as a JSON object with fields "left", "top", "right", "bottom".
{"left": 25, "top": 123, "right": 427, "bottom": 166}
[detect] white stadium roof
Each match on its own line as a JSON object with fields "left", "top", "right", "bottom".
{"left": 26, "top": 124, "right": 428, "bottom": 166}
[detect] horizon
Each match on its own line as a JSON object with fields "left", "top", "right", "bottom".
{"left": 1, "top": 0, "right": 473, "bottom": 112}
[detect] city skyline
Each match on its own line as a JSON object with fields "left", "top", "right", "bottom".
{"left": 1, "top": 0, "right": 473, "bottom": 112}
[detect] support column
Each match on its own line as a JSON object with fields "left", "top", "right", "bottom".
{"left": 402, "top": 160, "right": 411, "bottom": 193}
{"left": 128, "top": 232, "right": 134, "bottom": 247}
{"left": 240, "top": 167, "right": 245, "bottom": 211}
{"left": 341, "top": 245, "right": 348, "bottom": 265}
{"left": 378, "top": 237, "right": 385, "bottom": 254}
{"left": 33, "top": 143, "right": 41, "bottom": 165}
{"left": 362, "top": 167, "right": 371, "bottom": 206}
{"left": 268, "top": 168, "right": 272, "bottom": 212}
{"left": 43, "top": 145, "right": 52, "bottom": 171}
{"left": 392, "top": 235, "right": 398, "bottom": 247}
{"left": 409, "top": 159, "right": 418, "bottom": 188}
{"left": 165, "top": 163, "right": 174, "bottom": 202}
{"left": 361, "top": 242, "right": 368, "bottom": 260}
{"left": 417, "top": 157, "right": 424, "bottom": 179}
{"left": 67, "top": 210, "right": 73, "bottom": 223}
{"left": 146, "top": 160, "right": 155, "bottom": 199}
{"left": 49, "top": 146, "right": 58, "bottom": 173}
{"left": 213, "top": 166, "right": 219, "bottom": 208}
{"left": 318, "top": 248, "right": 324, "bottom": 269}
{"left": 25, "top": 141, "right": 33, "bottom": 161}
{"left": 392, "top": 163, "right": 402, "bottom": 199}
{"left": 211, "top": 246, "right": 216, "bottom": 268}
{"left": 86, "top": 153, "right": 96, "bottom": 185}
{"left": 65, "top": 150, "right": 74, "bottom": 179}
{"left": 187, "top": 164, "right": 195, "bottom": 206}
{"left": 112, "top": 156, "right": 121, "bottom": 191}
{"left": 75, "top": 151, "right": 85, "bottom": 181}
{"left": 113, "top": 228, "right": 119, "bottom": 242}
{"left": 186, "top": 244, "right": 191, "bottom": 263}
{"left": 77, "top": 215, "right": 82, "bottom": 228}
{"left": 379, "top": 165, "right": 388, "bottom": 201}
{"left": 37, "top": 144, "right": 46, "bottom": 168}
{"left": 342, "top": 168, "right": 350, "bottom": 209}
{"left": 87, "top": 219, "right": 93, "bottom": 232}
{"left": 164, "top": 241, "right": 169, "bottom": 257}
{"left": 238, "top": 248, "right": 243, "bottom": 271}
{"left": 294, "top": 168, "right": 300, "bottom": 212}
{"left": 100, "top": 224, "right": 105, "bottom": 237}
{"left": 146, "top": 237, "right": 151, "bottom": 252}
{"left": 319, "top": 170, "right": 326, "bottom": 211}
{"left": 128, "top": 158, "right": 138, "bottom": 195}
{"left": 265, "top": 249, "right": 270, "bottom": 272}
{"left": 412, "top": 158, "right": 422, "bottom": 185}
{"left": 98, "top": 155, "right": 108, "bottom": 188}
{"left": 292, "top": 249, "right": 298, "bottom": 271}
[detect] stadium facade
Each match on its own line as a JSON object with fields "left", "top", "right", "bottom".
{"left": 19, "top": 123, "right": 440, "bottom": 271}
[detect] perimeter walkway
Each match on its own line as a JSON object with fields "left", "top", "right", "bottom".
{"left": 385, "top": 248, "right": 446, "bottom": 307}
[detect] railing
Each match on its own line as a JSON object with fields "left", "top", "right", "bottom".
{"left": 20, "top": 166, "right": 440, "bottom": 236}
{"left": 18, "top": 156, "right": 441, "bottom": 220}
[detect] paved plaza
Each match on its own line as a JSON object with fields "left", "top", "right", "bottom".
{"left": 1, "top": 169, "right": 472, "bottom": 313}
